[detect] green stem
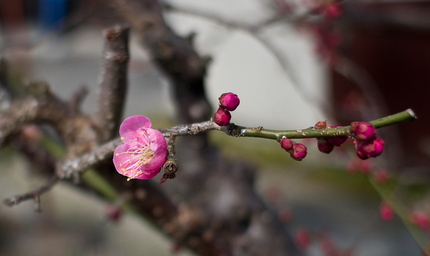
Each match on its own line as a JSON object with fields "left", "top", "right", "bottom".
{"left": 234, "top": 109, "right": 416, "bottom": 141}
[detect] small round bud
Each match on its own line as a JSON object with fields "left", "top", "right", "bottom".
{"left": 327, "top": 136, "right": 348, "bottom": 147}
{"left": 213, "top": 107, "right": 231, "bottom": 126}
{"left": 280, "top": 138, "right": 293, "bottom": 151}
{"left": 355, "top": 147, "right": 370, "bottom": 160}
{"left": 219, "top": 92, "right": 240, "bottom": 111}
{"left": 290, "top": 143, "right": 307, "bottom": 161}
{"left": 326, "top": 125, "right": 348, "bottom": 146}
{"left": 380, "top": 202, "right": 394, "bottom": 222}
{"left": 409, "top": 211, "right": 430, "bottom": 230}
{"left": 351, "top": 121, "right": 376, "bottom": 141}
{"left": 314, "top": 120, "right": 327, "bottom": 129}
{"left": 357, "top": 137, "right": 385, "bottom": 158}
{"left": 317, "top": 138, "right": 334, "bottom": 154}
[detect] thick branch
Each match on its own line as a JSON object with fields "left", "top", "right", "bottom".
{"left": 106, "top": 0, "right": 211, "bottom": 124}
{"left": 93, "top": 25, "right": 130, "bottom": 142}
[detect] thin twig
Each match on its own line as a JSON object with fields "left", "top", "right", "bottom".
{"left": 3, "top": 174, "right": 59, "bottom": 210}
{"left": 163, "top": 3, "right": 331, "bottom": 116}
{"left": 57, "top": 109, "right": 416, "bottom": 179}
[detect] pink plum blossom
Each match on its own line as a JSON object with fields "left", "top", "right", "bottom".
{"left": 113, "top": 116, "right": 168, "bottom": 180}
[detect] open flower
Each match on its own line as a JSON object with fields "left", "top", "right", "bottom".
{"left": 113, "top": 116, "right": 167, "bottom": 180}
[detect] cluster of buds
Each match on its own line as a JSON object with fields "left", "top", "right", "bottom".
{"left": 280, "top": 137, "right": 308, "bottom": 161}
{"left": 315, "top": 121, "right": 348, "bottom": 154}
{"left": 351, "top": 121, "right": 385, "bottom": 160}
{"left": 315, "top": 121, "right": 385, "bottom": 160}
{"left": 213, "top": 92, "right": 240, "bottom": 126}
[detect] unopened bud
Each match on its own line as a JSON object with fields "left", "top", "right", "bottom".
{"left": 290, "top": 143, "right": 307, "bottom": 161}
{"left": 326, "top": 125, "right": 348, "bottom": 146}
{"left": 380, "top": 202, "right": 394, "bottom": 222}
{"left": 280, "top": 138, "right": 293, "bottom": 151}
{"left": 409, "top": 211, "right": 430, "bottom": 230}
{"left": 355, "top": 146, "right": 370, "bottom": 160}
{"left": 317, "top": 138, "right": 334, "bottom": 154}
{"left": 213, "top": 107, "right": 231, "bottom": 126}
{"left": 219, "top": 92, "right": 240, "bottom": 111}
{"left": 357, "top": 137, "right": 385, "bottom": 158}
{"left": 351, "top": 121, "right": 376, "bottom": 141}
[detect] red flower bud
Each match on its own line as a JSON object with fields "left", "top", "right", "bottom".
{"left": 356, "top": 147, "right": 370, "bottom": 160}
{"left": 317, "top": 138, "right": 334, "bottom": 154}
{"left": 351, "top": 121, "right": 376, "bottom": 141}
{"left": 219, "top": 92, "right": 240, "bottom": 111}
{"left": 213, "top": 107, "right": 231, "bottom": 126}
{"left": 290, "top": 143, "right": 307, "bottom": 161}
{"left": 357, "top": 137, "right": 385, "bottom": 158}
{"left": 280, "top": 138, "right": 293, "bottom": 151}
{"left": 326, "top": 125, "right": 348, "bottom": 146}
{"left": 410, "top": 211, "right": 430, "bottom": 230}
{"left": 380, "top": 202, "right": 394, "bottom": 222}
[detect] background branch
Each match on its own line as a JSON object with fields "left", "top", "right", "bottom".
{"left": 93, "top": 25, "right": 130, "bottom": 142}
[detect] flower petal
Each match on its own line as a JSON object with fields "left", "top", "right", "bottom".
{"left": 119, "top": 116, "right": 152, "bottom": 140}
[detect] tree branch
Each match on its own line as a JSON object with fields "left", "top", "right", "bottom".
{"left": 93, "top": 25, "right": 130, "bottom": 142}
{"left": 3, "top": 174, "right": 59, "bottom": 211}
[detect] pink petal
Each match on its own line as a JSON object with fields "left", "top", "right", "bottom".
{"left": 141, "top": 129, "right": 168, "bottom": 175}
{"left": 119, "top": 116, "right": 152, "bottom": 139}
{"left": 113, "top": 144, "right": 132, "bottom": 174}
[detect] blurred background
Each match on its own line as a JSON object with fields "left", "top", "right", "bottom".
{"left": 1, "top": 0, "right": 430, "bottom": 255}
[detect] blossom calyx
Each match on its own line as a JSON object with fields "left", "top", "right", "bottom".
{"left": 113, "top": 116, "right": 168, "bottom": 180}
{"left": 219, "top": 92, "right": 240, "bottom": 111}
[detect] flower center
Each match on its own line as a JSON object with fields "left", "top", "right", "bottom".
{"left": 116, "top": 137, "right": 155, "bottom": 180}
